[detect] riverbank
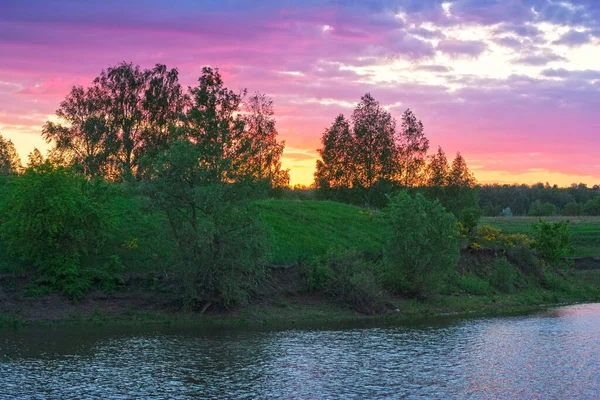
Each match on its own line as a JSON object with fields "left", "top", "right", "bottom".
{"left": 2, "top": 270, "right": 599, "bottom": 329}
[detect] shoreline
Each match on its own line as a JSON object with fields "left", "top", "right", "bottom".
{"left": 1, "top": 290, "right": 595, "bottom": 330}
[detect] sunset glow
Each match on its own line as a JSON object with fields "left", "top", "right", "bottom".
{"left": 1, "top": 0, "right": 599, "bottom": 186}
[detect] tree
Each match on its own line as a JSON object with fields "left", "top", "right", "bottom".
{"left": 184, "top": 67, "right": 247, "bottom": 184}
{"left": 94, "top": 62, "right": 186, "bottom": 178}
{"left": 0, "top": 162, "right": 115, "bottom": 299}
{"left": 42, "top": 85, "right": 116, "bottom": 177}
{"left": 583, "top": 196, "right": 600, "bottom": 216}
{"left": 44, "top": 62, "right": 185, "bottom": 179}
{"left": 446, "top": 152, "right": 480, "bottom": 233}
{"left": 144, "top": 140, "right": 268, "bottom": 306}
{"left": 424, "top": 146, "right": 449, "bottom": 202}
{"left": 350, "top": 93, "right": 397, "bottom": 205}
{"left": 0, "top": 134, "right": 21, "bottom": 175}
{"left": 240, "top": 92, "right": 289, "bottom": 188}
{"left": 27, "top": 148, "right": 45, "bottom": 168}
{"left": 397, "top": 109, "right": 429, "bottom": 188}
{"left": 383, "top": 192, "right": 460, "bottom": 296}
{"left": 314, "top": 115, "right": 354, "bottom": 195}
{"left": 532, "top": 219, "right": 574, "bottom": 268}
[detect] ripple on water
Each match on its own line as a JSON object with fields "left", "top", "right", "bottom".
{"left": 1, "top": 304, "right": 600, "bottom": 399}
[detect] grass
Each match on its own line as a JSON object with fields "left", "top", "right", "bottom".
{"left": 481, "top": 216, "right": 600, "bottom": 257}
{"left": 252, "top": 200, "right": 386, "bottom": 265}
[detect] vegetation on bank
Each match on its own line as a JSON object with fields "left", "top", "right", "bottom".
{"left": 0, "top": 60, "right": 598, "bottom": 327}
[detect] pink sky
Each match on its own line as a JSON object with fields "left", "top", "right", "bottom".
{"left": 1, "top": 0, "right": 599, "bottom": 186}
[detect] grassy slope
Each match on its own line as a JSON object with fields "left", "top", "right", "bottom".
{"left": 252, "top": 200, "right": 386, "bottom": 265}
{"left": 481, "top": 216, "right": 600, "bottom": 257}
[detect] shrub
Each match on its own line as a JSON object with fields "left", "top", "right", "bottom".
{"left": 490, "top": 257, "right": 519, "bottom": 293}
{"left": 500, "top": 207, "right": 513, "bottom": 217}
{"left": 531, "top": 219, "right": 574, "bottom": 268}
{"left": 144, "top": 142, "right": 269, "bottom": 306}
{"left": 0, "top": 162, "right": 116, "bottom": 300}
{"left": 383, "top": 192, "right": 460, "bottom": 297}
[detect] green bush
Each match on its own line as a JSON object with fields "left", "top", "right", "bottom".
{"left": 383, "top": 192, "right": 460, "bottom": 297}
{"left": 456, "top": 275, "right": 491, "bottom": 295}
{"left": 490, "top": 257, "right": 519, "bottom": 293}
{"left": 0, "top": 162, "right": 117, "bottom": 300}
{"left": 531, "top": 219, "right": 574, "bottom": 268}
{"left": 144, "top": 142, "right": 269, "bottom": 306}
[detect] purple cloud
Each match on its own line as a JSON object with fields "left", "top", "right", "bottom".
{"left": 553, "top": 30, "right": 592, "bottom": 46}
{"left": 512, "top": 51, "right": 566, "bottom": 66}
{"left": 437, "top": 39, "right": 487, "bottom": 57}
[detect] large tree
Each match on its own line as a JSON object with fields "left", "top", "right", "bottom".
{"left": 351, "top": 93, "right": 397, "bottom": 204}
{"left": 240, "top": 92, "right": 289, "bottom": 187}
{"left": 397, "top": 109, "right": 429, "bottom": 188}
{"left": 314, "top": 114, "right": 354, "bottom": 191}
{"left": 43, "top": 85, "right": 116, "bottom": 177}
{"left": 424, "top": 146, "right": 449, "bottom": 202}
{"left": 184, "top": 67, "right": 246, "bottom": 184}
{"left": 44, "top": 62, "right": 185, "bottom": 179}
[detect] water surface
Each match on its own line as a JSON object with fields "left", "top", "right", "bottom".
{"left": 2, "top": 304, "right": 600, "bottom": 399}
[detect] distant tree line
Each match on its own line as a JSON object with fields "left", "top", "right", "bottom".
{"left": 480, "top": 183, "right": 600, "bottom": 216}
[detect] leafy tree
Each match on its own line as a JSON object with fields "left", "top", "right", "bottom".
{"left": 184, "top": 67, "right": 247, "bottom": 184}
{"left": 44, "top": 62, "right": 185, "bottom": 179}
{"left": 397, "top": 109, "right": 429, "bottom": 188}
{"left": 383, "top": 192, "right": 460, "bottom": 296}
{"left": 0, "top": 133, "right": 22, "bottom": 175}
{"left": 314, "top": 115, "right": 355, "bottom": 197}
{"left": 424, "top": 145, "right": 449, "bottom": 202}
{"left": 144, "top": 140, "right": 268, "bottom": 306}
{"left": 94, "top": 62, "right": 186, "bottom": 178}
{"left": 0, "top": 162, "right": 116, "bottom": 299}
{"left": 583, "top": 196, "right": 600, "bottom": 216}
{"left": 27, "top": 148, "right": 45, "bottom": 168}
{"left": 351, "top": 93, "right": 397, "bottom": 205}
{"left": 42, "top": 84, "right": 118, "bottom": 177}
{"left": 531, "top": 219, "right": 574, "bottom": 268}
{"left": 444, "top": 152, "right": 480, "bottom": 233}
{"left": 240, "top": 92, "right": 289, "bottom": 188}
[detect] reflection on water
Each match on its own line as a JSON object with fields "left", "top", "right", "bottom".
{"left": 1, "top": 304, "right": 600, "bottom": 399}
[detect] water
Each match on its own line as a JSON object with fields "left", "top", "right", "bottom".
{"left": 1, "top": 304, "right": 600, "bottom": 399}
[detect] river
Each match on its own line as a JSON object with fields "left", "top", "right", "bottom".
{"left": 1, "top": 303, "right": 600, "bottom": 399}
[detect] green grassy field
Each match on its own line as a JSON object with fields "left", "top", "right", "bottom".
{"left": 252, "top": 200, "right": 386, "bottom": 265}
{"left": 481, "top": 216, "right": 600, "bottom": 257}
{"left": 253, "top": 202, "right": 600, "bottom": 263}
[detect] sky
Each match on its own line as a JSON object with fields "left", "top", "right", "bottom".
{"left": 1, "top": 0, "right": 599, "bottom": 186}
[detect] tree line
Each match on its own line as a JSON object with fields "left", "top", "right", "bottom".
{"left": 480, "top": 183, "right": 600, "bottom": 216}
{"left": 313, "top": 93, "right": 480, "bottom": 230}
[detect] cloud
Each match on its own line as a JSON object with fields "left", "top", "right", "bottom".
{"left": 542, "top": 68, "right": 600, "bottom": 80}
{"left": 512, "top": 51, "right": 566, "bottom": 66}
{"left": 553, "top": 30, "right": 592, "bottom": 46}
{"left": 436, "top": 39, "right": 487, "bottom": 57}
{"left": 414, "top": 65, "right": 451, "bottom": 72}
